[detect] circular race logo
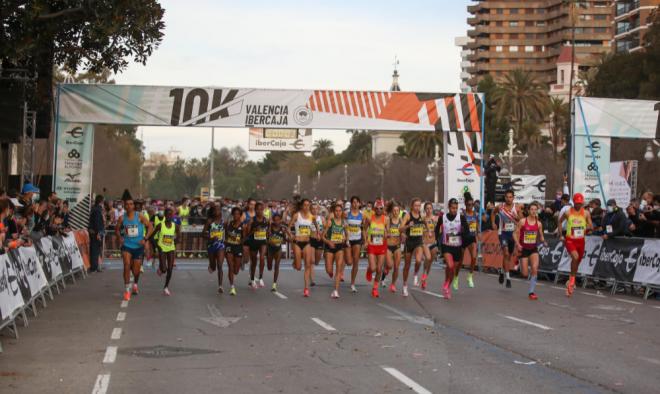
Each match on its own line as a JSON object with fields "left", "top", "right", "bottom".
{"left": 293, "top": 106, "right": 313, "bottom": 126}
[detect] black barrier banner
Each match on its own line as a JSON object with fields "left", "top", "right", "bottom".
{"left": 594, "top": 237, "right": 645, "bottom": 283}
{"left": 7, "top": 249, "right": 33, "bottom": 303}
{"left": 62, "top": 233, "right": 85, "bottom": 271}
{"left": 0, "top": 254, "right": 25, "bottom": 321}
{"left": 633, "top": 239, "right": 660, "bottom": 285}
{"left": 51, "top": 236, "right": 73, "bottom": 275}
{"left": 538, "top": 237, "right": 563, "bottom": 273}
{"left": 34, "top": 237, "right": 63, "bottom": 283}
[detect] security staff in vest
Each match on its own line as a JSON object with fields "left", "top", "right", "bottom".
{"left": 601, "top": 199, "right": 626, "bottom": 240}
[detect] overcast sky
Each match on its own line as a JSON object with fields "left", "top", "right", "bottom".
{"left": 114, "top": 0, "right": 471, "bottom": 160}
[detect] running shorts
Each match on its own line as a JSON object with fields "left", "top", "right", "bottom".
{"left": 249, "top": 240, "right": 267, "bottom": 252}
{"left": 462, "top": 236, "right": 476, "bottom": 248}
{"left": 226, "top": 244, "right": 243, "bottom": 257}
{"left": 310, "top": 238, "right": 324, "bottom": 250}
{"left": 424, "top": 243, "right": 438, "bottom": 251}
{"left": 349, "top": 239, "right": 363, "bottom": 246}
{"left": 499, "top": 234, "right": 515, "bottom": 254}
{"left": 326, "top": 244, "right": 345, "bottom": 254}
{"left": 405, "top": 239, "right": 423, "bottom": 253}
{"left": 520, "top": 247, "right": 539, "bottom": 258}
{"left": 367, "top": 244, "right": 387, "bottom": 256}
{"left": 121, "top": 246, "right": 144, "bottom": 260}
{"left": 387, "top": 244, "right": 400, "bottom": 253}
{"left": 207, "top": 240, "right": 225, "bottom": 254}
{"left": 441, "top": 244, "right": 462, "bottom": 263}
{"left": 267, "top": 245, "right": 282, "bottom": 256}
{"left": 565, "top": 238, "right": 585, "bottom": 260}
{"left": 295, "top": 241, "right": 310, "bottom": 250}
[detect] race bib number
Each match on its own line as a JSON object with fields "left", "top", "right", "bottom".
{"left": 523, "top": 231, "right": 537, "bottom": 245}
{"left": 504, "top": 222, "right": 515, "bottom": 232}
{"left": 269, "top": 236, "right": 283, "bottom": 247}
{"left": 410, "top": 226, "right": 424, "bottom": 237}
{"left": 469, "top": 221, "right": 477, "bottom": 234}
{"left": 572, "top": 227, "right": 585, "bottom": 238}
{"left": 298, "top": 226, "right": 311, "bottom": 237}
{"left": 210, "top": 230, "right": 224, "bottom": 240}
{"left": 389, "top": 228, "right": 400, "bottom": 237}
{"left": 227, "top": 234, "right": 240, "bottom": 244}
{"left": 606, "top": 225, "right": 613, "bottom": 234}
{"left": 162, "top": 235, "right": 174, "bottom": 246}
{"left": 372, "top": 235, "right": 384, "bottom": 246}
{"left": 126, "top": 225, "right": 139, "bottom": 237}
{"left": 348, "top": 224, "right": 361, "bottom": 235}
{"left": 426, "top": 222, "right": 435, "bottom": 232}
{"left": 447, "top": 235, "right": 461, "bottom": 247}
{"left": 330, "top": 232, "right": 344, "bottom": 243}
{"left": 254, "top": 230, "right": 267, "bottom": 241}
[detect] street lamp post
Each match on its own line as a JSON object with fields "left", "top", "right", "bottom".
{"left": 210, "top": 127, "right": 215, "bottom": 198}
{"left": 343, "top": 164, "right": 348, "bottom": 200}
{"left": 434, "top": 143, "right": 440, "bottom": 204}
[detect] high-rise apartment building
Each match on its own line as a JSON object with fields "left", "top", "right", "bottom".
{"left": 455, "top": 36, "right": 475, "bottom": 92}
{"left": 466, "top": 1, "right": 613, "bottom": 88}
{"left": 613, "top": 0, "right": 660, "bottom": 53}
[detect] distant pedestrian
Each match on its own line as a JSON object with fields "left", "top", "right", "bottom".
{"left": 88, "top": 194, "right": 105, "bottom": 272}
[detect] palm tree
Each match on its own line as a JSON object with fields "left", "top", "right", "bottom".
{"left": 401, "top": 132, "right": 443, "bottom": 159}
{"left": 312, "top": 139, "right": 334, "bottom": 159}
{"left": 492, "top": 69, "right": 551, "bottom": 144}
{"left": 548, "top": 97, "right": 569, "bottom": 160}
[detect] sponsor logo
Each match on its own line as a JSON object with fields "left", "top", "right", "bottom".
{"left": 292, "top": 139, "right": 305, "bottom": 150}
{"left": 587, "top": 161, "right": 599, "bottom": 172}
{"left": 637, "top": 248, "right": 660, "bottom": 273}
{"left": 65, "top": 127, "right": 84, "bottom": 138}
{"left": 534, "top": 178, "right": 546, "bottom": 193}
{"left": 458, "top": 163, "right": 475, "bottom": 176}
{"left": 585, "top": 242, "right": 601, "bottom": 267}
{"left": 245, "top": 105, "right": 289, "bottom": 126}
{"left": 625, "top": 248, "right": 639, "bottom": 273}
{"left": 550, "top": 242, "right": 564, "bottom": 264}
{"left": 65, "top": 173, "right": 81, "bottom": 183}
{"left": 585, "top": 184, "right": 598, "bottom": 193}
{"left": 587, "top": 141, "right": 601, "bottom": 152}
{"left": 67, "top": 149, "right": 81, "bottom": 159}
{"left": 293, "top": 106, "right": 313, "bottom": 126}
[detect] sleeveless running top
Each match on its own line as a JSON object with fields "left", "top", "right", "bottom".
{"left": 566, "top": 207, "right": 587, "bottom": 240}
{"left": 178, "top": 206, "right": 190, "bottom": 226}
{"left": 251, "top": 216, "right": 269, "bottom": 241}
{"left": 519, "top": 217, "right": 539, "bottom": 249}
{"left": 225, "top": 221, "right": 243, "bottom": 245}
{"left": 326, "top": 218, "right": 345, "bottom": 244}
{"left": 314, "top": 215, "right": 324, "bottom": 239}
{"left": 295, "top": 213, "right": 314, "bottom": 238}
{"left": 122, "top": 212, "right": 144, "bottom": 249}
{"left": 157, "top": 221, "right": 176, "bottom": 252}
{"left": 463, "top": 209, "right": 479, "bottom": 236}
{"left": 243, "top": 210, "right": 254, "bottom": 225}
{"left": 498, "top": 204, "right": 518, "bottom": 235}
{"left": 368, "top": 215, "right": 386, "bottom": 246}
{"left": 442, "top": 213, "right": 463, "bottom": 247}
{"left": 208, "top": 221, "right": 225, "bottom": 244}
{"left": 347, "top": 210, "right": 363, "bottom": 241}
{"left": 388, "top": 219, "right": 401, "bottom": 242}
{"left": 268, "top": 224, "right": 286, "bottom": 247}
{"left": 407, "top": 213, "right": 425, "bottom": 240}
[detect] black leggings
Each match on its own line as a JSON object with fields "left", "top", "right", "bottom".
{"left": 159, "top": 251, "right": 175, "bottom": 288}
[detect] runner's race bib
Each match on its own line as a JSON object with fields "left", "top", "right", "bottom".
{"left": 348, "top": 224, "right": 361, "bottom": 235}
{"left": 126, "top": 225, "right": 139, "bottom": 237}
{"left": 269, "top": 235, "right": 283, "bottom": 246}
{"left": 447, "top": 235, "right": 461, "bottom": 247}
{"left": 571, "top": 227, "right": 585, "bottom": 239}
{"left": 210, "top": 230, "right": 224, "bottom": 240}
{"left": 372, "top": 235, "right": 384, "bottom": 246}
{"left": 227, "top": 234, "right": 241, "bottom": 244}
{"left": 298, "top": 226, "right": 311, "bottom": 237}
{"left": 410, "top": 225, "right": 424, "bottom": 237}
{"left": 254, "top": 230, "right": 267, "bottom": 241}
{"left": 162, "top": 235, "right": 174, "bottom": 246}
{"left": 523, "top": 231, "right": 537, "bottom": 245}
{"left": 504, "top": 222, "right": 515, "bottom": 232}
{"left": 330, "top": 232, "right": 344, "bottom": 243}
{"left": 606, "top": 225, "right": 613, "bottom": 234}
{"left": 390, "top": 228, "right": 400, "bottom": 237}
{"left": 469, "top": 221, "right": 477, "bottom": 234}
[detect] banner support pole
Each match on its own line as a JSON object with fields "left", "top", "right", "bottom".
{"left": 477, "top": 94, "right": 486, "bottom": 272}
{"left": 576, "top": 97, "right": 607, "bottom": 204}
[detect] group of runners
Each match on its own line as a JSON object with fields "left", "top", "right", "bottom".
{"left": 114, "top": 189, "right": 593, "bottom": 302}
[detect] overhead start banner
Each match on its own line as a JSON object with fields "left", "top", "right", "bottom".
{"left": 248, "top": 128, "right": 313, "bottom": 152}
{"left": 57, "top": 84, "right": 484, "bottom": 132}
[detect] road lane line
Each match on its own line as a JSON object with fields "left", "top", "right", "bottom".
{"left": 116, "top": 312, "right": 126, "bottom": 322}
{"left": 381, "top": 366, "right": 431, "bottom": 394}
{"left": 120, "top": 300, "right": 128, "bottom": 308}
{"left": 273, "top": 291, "right": 288, "bottom": 299}
{"left": 652, "top": 306, "right": 660, "bottom": 310}
{"left": 580, "top": 291, "right": 606, "bottom": 298}
{"left": 615, "top": 298, "right": 642, "bottom": 305}
{"left": 551, "top": 286, "right": 565, "bottom": 291}
{"left": 92, "top": 374, "right": 111, "bottom": 394}
{"left": 103, "top": 346, "right": 117, "bottom": 363}
{"left": 110, "top": 328, "right": 122, "bottom": 340}
{"left": 378, "top": 304, "right": 434, "bottom": 327}
{"left": 501, "top": 315, "right": 552, "bottom": 330}
{"left": 311, "top": 317, "right": 336, "bottom": 331}
{"left": 412, "top": 288, "right": 444, "bottom": 299}
{"left": 638, "top": 356, "right": 660, "bottom": 366}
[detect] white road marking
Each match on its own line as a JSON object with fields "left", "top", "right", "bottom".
{"left": 311, "top": 317, "right": 336, "bottom": 331}
{"left": 120, "top": 300, "right": 128, "bottom": 308}
{"left": 91, "top": 374, "right": 111, "bottom": 394}
{"left": 103, "top": 346, "right": 117, "bottom": 363}
{"left": 379, "top": 304, "right": 434, "bottom": 327}
{"left": 273, "top": 291, "right": 288, "bottom": 300}
{"left": 116, "top": 312, "right": 126, "bottom": 322}
{"left": 501, "top": 315, "right": 553, "bottom": 331}
{"left": 412, "top": 288, "right": 445, "bottom": 299}
{"left": 199, "top": 304, "right": 242, "bottom": 328}
{"left": 110, "top": 328, "right": 122, "bottom": 340}
{"left": 615, "top": 298, "right": 642, "bottom": 305}
{"left": 652, "top": 306, "right": 660, "bottom": 310}
{"left": 580, "top": 291, "right": 606, "bottom": 298}
{"left": 638, "top": 356, "right": 660, "bottom": 366}
{"left": 381, "top": 366, "right": 432, "bottom": 394}
{"left": 551, "top": 286, "right": 565, "bottom": 291}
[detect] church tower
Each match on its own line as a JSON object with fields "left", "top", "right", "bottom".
{"left": 371, "top": 59, "right": 404, "bottom": 159}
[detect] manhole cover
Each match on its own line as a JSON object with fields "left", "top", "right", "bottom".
{"left": 120, "top": 345, "right": 221, "bottom": 359}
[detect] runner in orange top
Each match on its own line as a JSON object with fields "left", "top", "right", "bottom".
{"left": 365, "top": 199, "right": 389, "bottom": 298}
{"left": 558, "top": 193, "right": 593, "bottom": 297}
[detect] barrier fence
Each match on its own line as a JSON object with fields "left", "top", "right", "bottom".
{"left": 0, "top": 231, "right": 88, "bottom": 351}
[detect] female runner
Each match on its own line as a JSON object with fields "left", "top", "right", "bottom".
{"left": 455, "top": 192, "right": 479, "bottom": 290}
{"left": 247, "top": 202, "right": 269, "bottom": 289}
{"left": 225, "top": 207, "right": 246, "bottom": 296}
{"left": 267, "top": 213, "right": 290, "bottom": 292}
{"left": 289, "top": 199, "right": 319, "bottom": 297}
{"left": 323, "top": 203, "right": 348, "bottom": 299}
{"left": 365, "top": 199, "right": 389, "bottom": 298}
{"left": 345, "top": 196, "right": 365, "bottom": 293}
{"left": 420, "top": 202, "right": 439, "bottom": 290}
{"left": 241, "top": 198, "right": 257, "bottom": 271}
{"left": 385, "top": 201, "right": 403, "bottom": 293}
{"left": 309, "top": 203, "right": 325, "bottom": 287}
{"left": 514, "top": 201, "right": 546, "bottom": 300}
{"left": 440, "top": 198, "right": 468, "bottom": 299}
{"left": 203, "top": 204, "right": 227, "bottom": 294}
{"left": 154, "top": 208, "right": 180, "bottom": 296}
{"left": 401, "top": 198, "right": 425, "bottom": 297}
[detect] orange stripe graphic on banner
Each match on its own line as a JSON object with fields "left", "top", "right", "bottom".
{"left": 354, "top": 92, "right": 365, "bottom": 117}
{"left": 336, "top": 91, "right": 345, "bottom": 115}
{"left": 321, "top": 91, "right": 330, "bottom": 113}
{"left": 426, "top": 99, "right": 439, "bottom": 126}
{"left": 376, "top": 92, "right": 386, "bottom": 112}
{"left": 361, "top": 92, "right": 372, "bottom": 118}
{"left": 314, "top": 91, "right": 323, "bottom": 112}
{"left": 370, "top": 92, "right": 379, "bottom": 115}
{"left": 342, "top": 91, "right": 352, "bottom": 116}
{"left": 328, "top": 91, "right": 338, "bottom": 114}
{"left": 308, "top": 93, "right": 317, "bottom": 111}
{"left": 377, "top": 92, "right": 422, "bottom": 123}
{"left": 467, "top": 94, "right": 480, "bottom": 131}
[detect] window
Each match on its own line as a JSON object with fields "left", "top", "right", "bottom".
{"left": 525, "top": 9, "right": 533, "bottom": 15}
{"left": 536, "top": 21, "right": 546, "bottom": 27}
{"left": 510, "top": 46, "right": 519, "bottom": 52}
{"left": 495, "top": 46, "right": 503, "bottom": 52}
{"left": 560, "top": 70, "right": 565, "bottom": 84}
{"left": 594, "top": 27, "right": 606, "bottom": 33}
{"left": 496, "top": 21, "right": 503, "bottom": 27}
{"left": 525, "top": 46, "right": 534, "bottom": 52}
{"left": 510, "top": 33, "right": 519, "bottom": 39}
{"left": 526, "top": 21, "right": 534, "bottom": 27}
{"left": 594, "top": 14, "right": 607, "bottom": 20}
{"left": 510, "top": 8, "right": 518, "bottom": 14}
{"left": 497, "top": 8, "right": 504, "bottom": 14}
{"left": 509, "top": 21, "right": 519, "bottom": 27}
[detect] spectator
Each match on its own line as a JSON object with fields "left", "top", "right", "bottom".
{"left": 601, "top": 199, "right": 626, "bottom": 239}
{"left": 556, "top": 194, "right": 571, "bottom": 234}
{"left": 589, "top": 199, "right": 604, "bottom": 234}
{"left": 539, "top": 204, "right": 557, "bottom": 234}
{"left": 88, "top": 194, "right": 105, "bottom": 272}
{"left": 484, "top": 154, "right": 501, "bottom": 206}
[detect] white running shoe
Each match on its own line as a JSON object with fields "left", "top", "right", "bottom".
{"left": 218, "top": 286, "right": 224, "bottom": 294}
{"left": 381, "top": 280, "right": 388, "bottom": 288}
{"left": 258, "top": 278, "right": 265, "bottom": 288}
{"left": 331, "top": 290, "right": 339, "bottom": 299}
{"left": 351, "top": 284, "right": 358, "bottom": 293}
{"left": 402, "top": 285, "right": 409, "bottom": 297}
{"left": 413, "top": 275, "right": 419, "bottom": 287}
{"left": 163, "top": 287, "right": 171, "bottom": 296}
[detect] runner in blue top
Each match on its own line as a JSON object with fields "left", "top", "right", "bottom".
{"left": 346, "top": 196, "right": 365, "bottom": 293}
{"left": 116, "top": 190, "right": 153, "bottom": 302}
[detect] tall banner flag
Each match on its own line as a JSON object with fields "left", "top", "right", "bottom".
{"left": 444, "top": 131, "right": 483, "bottom": 205}
{"left": 572, "top": 135, "right": 610, "bottom": 202}
{"left": 502, "top": 175, "right": 547, "bottom": 204}
{"left": 609, "top": 160, "right": 637, "bottom": 208}
{"left": 53, "top": 122, "right": 94, "bottom": 211}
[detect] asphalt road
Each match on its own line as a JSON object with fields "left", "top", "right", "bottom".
{"left": 1, "top": 259, "right": 659, "bottom": 394}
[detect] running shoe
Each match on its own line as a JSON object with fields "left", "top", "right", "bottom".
{"left": 452, "top": 276, "right": 459, "bottom": 291}
{"left": 402, "top": 285, "right": 409, "bottom": 297}
{"left": 389, "top": 284, "right": 397, "bottom": 293}
{"left": 371, "top": 288, "right": 380, "bottom": 298}
{"left": 123, "top": 290, "right": 131, "bottom": 301}
{"left": 230, "top": 286, "right": 237, "bottom": 296}
{"left": 157, "top": 268, "right": 162, "bottom": 277}
{"left": 208, "top": 265, "right": 214, "bottom": 274}
{"left": 566, "top": 281, "right": 575, "bottom": 297}
{"left": 443, "top": 285, "right": 452, "bottom": 300}
{"left": 249, "top": 280, "right": 256, "bottom": 289}
{"left": 218, "top": 286, "right": 224, "bottom": 294}
{"left": 351, "top": 284, "right": 358, "bottom": 293}
{"left": 421, "top": 278, "right": 427, "bottom": 290}
{"left": 140, "top": 266, "right": 144, "bottom": 273}
{"left": 340, "top": 273, "right": 345, "bottom": 282}
{"left": 413, "top": 274, "right": 419, "bottom": 287}
{"left": 498, "top": 272, "right": 504, "bottom": 284}
{"left": 258, "top": 278, "right": 265, "bottom": 288}
{"left": 132, "top": 283, "right": 139, "bottom": 295}
{"left": 271, "top": 283, "right": 277, "bottom": 292}
{"left": 506, "top": 279, "right": 512, "bottom": 289}
{"left": 331, "top": 290, "right": 339, "bottom": 299}
{"left": 528, "top": 293, "right": 538, "bottom": 300}
{"left": 303, "top": 288, "right": 310, "bottom": 297}
{"left": 467, "top": 273, "right": 475, "bottom": 288}
{"left": 310, "top": 281, "right": 316, "bottom": 287}
{"left": 163, "top": 287, "right": 171, "bottom": 296}
{"left": 328, "top": 271, "right": 333, "bottom": 279}
{"left": 366, "top": 268, "right": 373, "bottom": 282}
{"left": 381, "top": 280, "right": 388, "bottom": 288}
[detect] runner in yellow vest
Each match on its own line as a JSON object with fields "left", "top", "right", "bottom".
{"left": 154, "top": 208, "right": 180, "bottom": 296}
